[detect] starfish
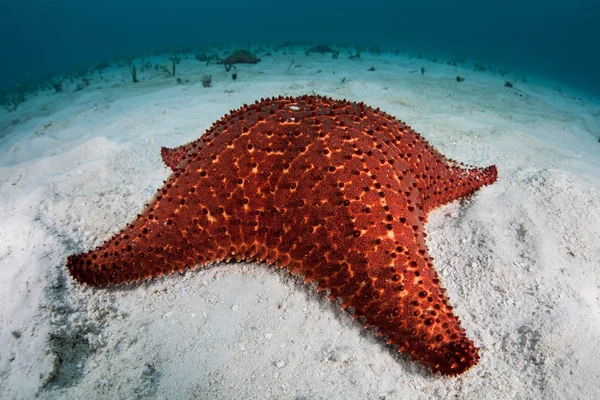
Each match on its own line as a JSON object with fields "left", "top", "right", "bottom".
{"left": 67, "top": 95, "right": 497, "bottom": 376}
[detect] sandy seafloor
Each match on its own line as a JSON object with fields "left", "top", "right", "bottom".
{"left": 0, "top": 47, "right": 599, "bottom": 400}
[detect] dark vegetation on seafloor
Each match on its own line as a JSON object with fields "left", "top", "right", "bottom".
{"left": 0, "top": 41, "right": 551, "bottom": 116}
{"left": 218, "top": 50, "right": 261, "bottom": 72}
{"left": 306, "top": 44, "right": 340, "bottom": 59}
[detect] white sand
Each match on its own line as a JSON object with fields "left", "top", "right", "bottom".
{"left": 1, "top": 48, "right": 599, "bottom": 399}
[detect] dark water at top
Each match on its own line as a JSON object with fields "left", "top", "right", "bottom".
{"left": 1, "top": 0, "right": 599, "bottom": 96}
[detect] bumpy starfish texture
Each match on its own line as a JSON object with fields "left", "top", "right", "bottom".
{"left": 67, "top": 95, "right": 497, "bottom": 376}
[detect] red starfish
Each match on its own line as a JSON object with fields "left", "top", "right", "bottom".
{"left": 67, "top": 95, "right": 497, "bottom": 376}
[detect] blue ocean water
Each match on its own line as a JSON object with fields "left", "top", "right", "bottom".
{"left": 0, "top": 0, "right": 599, "bottom": 96}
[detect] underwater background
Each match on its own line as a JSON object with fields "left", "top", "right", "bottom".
{"left": 1, "top": 0, "right": 599, "bottom": 96}
{"left": 2, "top": 1, "right": 600, "bottom": 398}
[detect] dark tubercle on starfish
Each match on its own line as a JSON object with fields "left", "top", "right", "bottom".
{"left": 67, "top": 95, "right": 497, "bottom": 376}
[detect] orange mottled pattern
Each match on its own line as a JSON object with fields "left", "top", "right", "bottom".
{"left": 67, "top": 95, "right": 497, "bottom": 376}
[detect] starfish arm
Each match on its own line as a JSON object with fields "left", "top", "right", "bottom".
{"left": 160, "top": 102, "right": 269, "bottom": 171}
{"left": 161, "top": 146, "right": 191, "bottom": 170}
{"left": 66, "top": 175, "right": 222, "bottom": 285}
{"left": 389, "top": 124, "right": 497, "bottom": 213}
{"left": 309, "top": 101, "right": 497, "bottom": 214}
{"left": 418, "top": 162, "right": 497, "bottom": 214}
